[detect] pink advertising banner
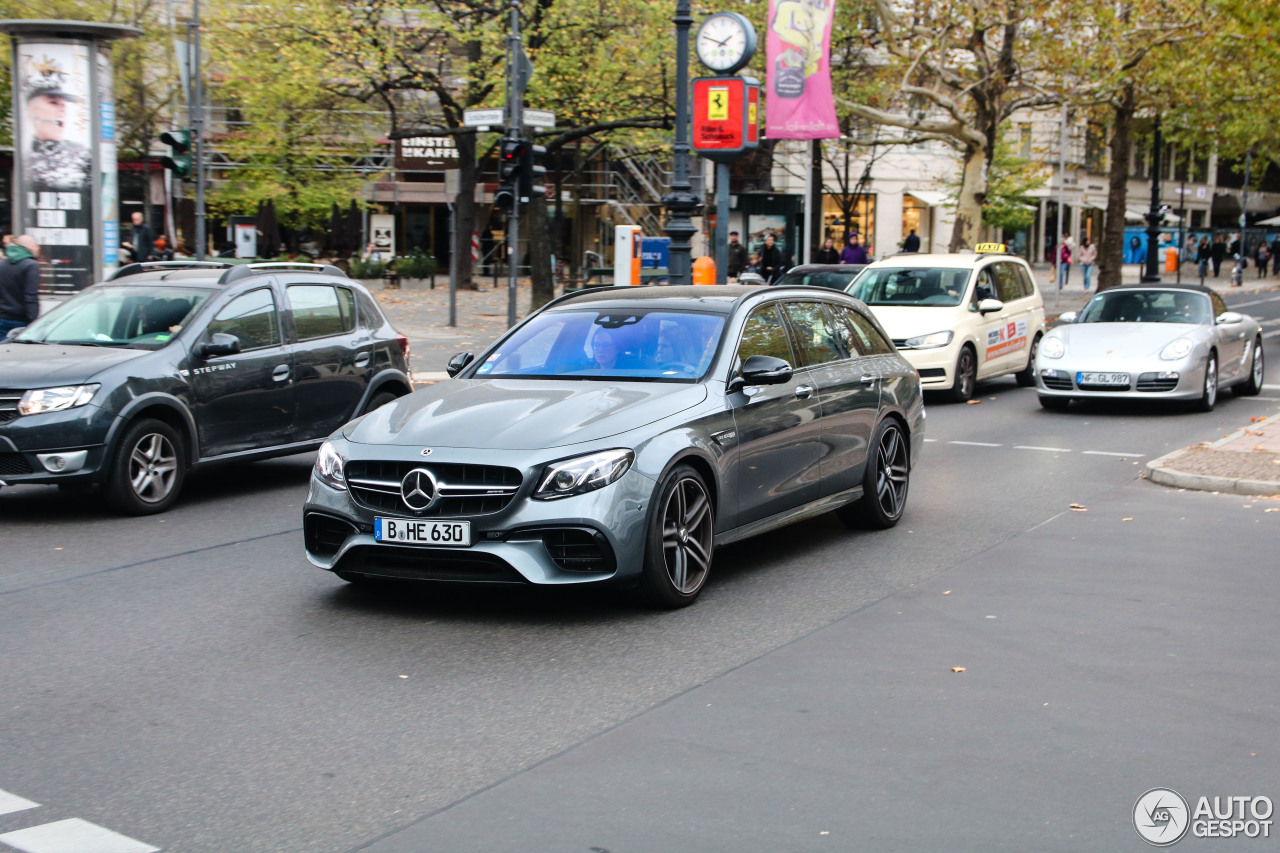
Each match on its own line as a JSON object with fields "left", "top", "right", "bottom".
{"left": 765, "top": 0, "right": 840, "bottom": 139}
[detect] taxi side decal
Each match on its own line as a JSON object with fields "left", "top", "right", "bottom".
{"left": 985, "top": 319, "right": 1027, "bottom": 360}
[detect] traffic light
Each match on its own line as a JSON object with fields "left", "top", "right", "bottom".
{"left": 519, "top": 142, "right": 547, "bottom": 203}
{"left": 494, "top": 137, "right": 524, "bottom": 211}
{"left": 159, "top": 129, "right": 192, "bottom": 179}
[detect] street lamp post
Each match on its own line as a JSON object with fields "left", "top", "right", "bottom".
{"left": 663, "top": 0, "right": 698, "bottom": 286}
{"left": 1142, "top": 114, "right": 1163, "bottom": 283}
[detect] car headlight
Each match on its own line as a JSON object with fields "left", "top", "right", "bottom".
{"left": 1039, "top": 337, "right": 1066, "bottom": 359}
{"left": 315, "top": 440, "right": 347, "bottom": 490}
{"left": 1160, "top": 338, "right": 1194, "bottom": 361}
{"left": 534, "top": 448, "right": 634, "bottom": 501}
{"left": 902, "top": 330, "right": 953, "bottom": 350}
{"left": 18, "top": 384, "right": 100, "bottom": 415}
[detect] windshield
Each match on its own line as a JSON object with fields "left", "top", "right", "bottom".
{"left": 1076, "top": 289, "right": 1211, "bottom": 324}
{"left": 16, "top": 286, "right": 213, "bottom": 348}
{"left": 776, "top": 270, "right": 860, "bottom": 289}
{"left": 846, "top": 267, "right": 970, "bottom": 306}
{"left": 473, "top": 309, "right": 726, "bottom": 381}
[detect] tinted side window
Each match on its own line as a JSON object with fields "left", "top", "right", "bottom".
{"left": 354, "top": 288, "right": 382, "bottom": 329}
{"left": 783, "top": 302, "right": 847, "bottom": 365}
{"left": 208, "top": 288, "right": 280, "bottom": 350}
{"left": 840, "top": 307, "right": 895, "bottom": 355}
{"left": 736, "top": 304, "right": 795, "bottom": 366}
{"left": 1016, "top": 264, "right": 1038, "bottom": 299}
{"left": 994, "top": 263, "right": 1024, "bottom": 303}
{"left": 288, "top": 285, "right": 356, "bottom": 340}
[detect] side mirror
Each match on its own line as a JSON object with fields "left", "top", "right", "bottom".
{"left": 1058, "top": 311, "right": 1079, "bottom": 323}
{"left": 1217, "top": 311, "right": 1245, "bottom": 325}
{"left": 197, "top": 332, "right": 241, "bottom": 359}
{"left": 446, "top": 351, "right": 474, "bottom": 377}
{"left": 738, "top": 354, "right": 794, "bottom": 388}
{"left": 977, "top": 298, "right": 1005, "bottom": 315}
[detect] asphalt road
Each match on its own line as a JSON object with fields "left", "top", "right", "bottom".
{"left": 0, "top": 290, "right": 1277, "bottom": 853}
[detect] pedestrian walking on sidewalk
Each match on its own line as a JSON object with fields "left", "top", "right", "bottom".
{"left": 1077, "top": 238, "right": 1097, "bottom": 291}
{"left": 1212, "top": 235, "right": 1227, "bottom": 277}
{"left": 1197, "top": 236, "right": 1211, "bottom": 283}
{"left": 1056, "top": 236, "right": 1072, "bottom": 289}
{"left": 1271, "top": 236, "right": 1280, "bottom": 277}
{"left": 815, "top": 237, "right": 840, "bottom": 264}
{"left": 726, "top": 231, "right": 748, "bottom": 279}
{"left": 1255, "top": 239, "right": 1270, "bottom": 279}
{"left": 0, "top": 235, "right": 41, "bottom": 337}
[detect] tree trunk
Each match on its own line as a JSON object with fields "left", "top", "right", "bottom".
{"left": 529, "top": 196, "right": 554, "bottom": 309}
{"left": 454, "top": 130, "right": 478, "bottom": 290}
{"left": 1098, "top": 85, "right": 1134, "bottom": 293}
{"left": 949, "top": 142, "right": 986, "bottom": 252}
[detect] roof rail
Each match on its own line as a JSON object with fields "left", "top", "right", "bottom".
{"left": 109, "top": 260, "right": 234, "bottom": 280}
{"left": 217, "top": 262, "right": 347, "bottom": 285}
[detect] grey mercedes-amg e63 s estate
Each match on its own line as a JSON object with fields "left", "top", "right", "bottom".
{"left": 304, "top": 285, "right": 925, "bottom": 607}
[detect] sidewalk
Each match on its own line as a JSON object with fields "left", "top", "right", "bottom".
{"left": 1147, "top": 412, "right": 1280, "bottom": 496}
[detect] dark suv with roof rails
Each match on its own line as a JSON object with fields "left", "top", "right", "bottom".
{"left": 0, "top": 261, "right": 413, "bottom": 514}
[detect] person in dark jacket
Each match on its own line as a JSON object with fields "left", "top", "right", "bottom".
{"left": 840, "top": 233, "right": 869, "bottom": 264}
{"left": 902, "top": 229, "right": 921, "bottom": 252}
{"left": 0, "top": 235, "right": 42, "bottom": 337}
{"left": 815, "top": 237, "right": 841, "bottom": 264}
{"left": 759, "top": 234, "right": 788, "bottom": 284}
{"left": 1211, "top": 235, "right": 1227, "bottom": 277}
{"left": 726, "top": 231, "right": 748, "bottom": 279}
{"left": 1271, "top": 236, "right": 1280, "bottom": 277}
{"left": 121, "top": 211, "right": 155, "bottom": 263}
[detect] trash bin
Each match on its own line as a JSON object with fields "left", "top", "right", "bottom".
{"left": 693, "top": 256, "right": 716, "bottom": 286}
{"left": 1164, "top": 247, "right": 1179, "bottom": 273}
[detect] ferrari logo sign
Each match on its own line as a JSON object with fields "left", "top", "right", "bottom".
{"left": 707, "top": 87, "right": 729, "bottom": 121}
{"left": 692, "top": 76, "right": 760, "bottom": 163}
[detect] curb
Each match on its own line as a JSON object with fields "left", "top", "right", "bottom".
{"left": 1146, "top": 411, "right": 1280, "bottom": 496}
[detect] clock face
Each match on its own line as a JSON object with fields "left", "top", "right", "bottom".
{"left": 696, "top": 13, "right": 753, "bottom": 73}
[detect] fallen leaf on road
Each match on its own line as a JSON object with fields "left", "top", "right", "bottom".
{"left": 1245, "top": 430, "right": 1264, "bottom": 436}
{"left": 1254, "top": 445, "right": 1268, "bottom": 451}
{"left": 1122, "top": 517, "right": 1133, "bottom": 522}
{"left": 943, "top": 590, "right": 952, "bottom": 595}
{"left": 1069, "top": 503, "right": 1087, "bottom": 511}
{"left": 966, "top": 399, "right": 982, "bottom": 405}
{"left": 952, "top": 667, "right": 966, "bottom": 673}
{"left": 1267, "top": 508, "right": 1280, "bottom": 512}
{"left": 1251, "top": 417, "right": 1267, "bottom": 423}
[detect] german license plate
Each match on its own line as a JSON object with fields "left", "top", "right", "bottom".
{"left": 1078, "top": 371, "right": 1129, "bottom": 385}
{"left": 375, "top": 517, "right": 471, "bottom": 547}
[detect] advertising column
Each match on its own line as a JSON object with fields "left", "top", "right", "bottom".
{"left": 1, "top": 20, "right": 140, "bottom": 291}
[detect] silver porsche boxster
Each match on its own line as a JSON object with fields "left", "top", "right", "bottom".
{"left": 1034, "top": 284, "right": 1265, "bottom": 411}
{"left": 303, "top": 285, "right": 925, "bottom": 607}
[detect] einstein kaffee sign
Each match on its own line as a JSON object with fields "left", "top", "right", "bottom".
{"left": 395, "top": 135, "right": 459, "bottom": 173}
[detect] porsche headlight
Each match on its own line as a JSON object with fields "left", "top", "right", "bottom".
{"left": 1039, "top": 337, "right": 1066, "bottom": 359}
{"left": 315, "top": 440, "right": 347, "bottom": 490}
{"left": 1160, "top": 338, "right": 1194, "bottom": 361}
{"left": 902, "top": 330, "right": 953, "bottom": 350}
{"left": 18, "top": 384, "right": 100, "bottom": 415}
{"left": 534, "top": 449, "right": 634, "bottom": 501}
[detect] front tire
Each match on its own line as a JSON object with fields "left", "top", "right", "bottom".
{"left": 639, "top": 464, "right": 715, "bottom": 608}
{"left": 838, "top": 418, "right": 910, "bottom": 530}
{"left": 1015, "top": 334, "right": 1041, "bottom": 387}
{"left": 362, "top": 390, "right": 399, "bottom": 415}
{"left": 946, "top": 345, "right": 977, "bottom": 402}
{"left": 105, "top": 418, "right": 186, "bottom": 515}
{"left": 1236, "top": 338, "right": 1264, "bottom": 396}
{"left": 1195, "top": 352, "right": 1218, "bottom": 412}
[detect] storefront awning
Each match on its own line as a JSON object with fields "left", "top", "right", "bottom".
{"left": 904, "top": 190, "right": 951, "bottom": 207}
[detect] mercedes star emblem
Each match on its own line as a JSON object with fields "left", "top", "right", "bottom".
{"left": 400, "top": 467, "right": 438, "bottom": 512}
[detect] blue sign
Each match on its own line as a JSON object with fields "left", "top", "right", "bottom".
{"left": 640, "top": 237, "right": 670, "bottom": 269}
{"left": 99, "top": 101, "right": 115, "bottom": 141}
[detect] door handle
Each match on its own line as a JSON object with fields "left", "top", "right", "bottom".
{"left": 859, "top": 374, "right": 878, "bottom": 386}
{"left": 794, "top": 384, "right": 814, "bottom": 399}
{"left": 272, "top": 364, "right": 291, "bottom": 382}
{"left": 354, "top": 352, "right": 371, "bottom": 367}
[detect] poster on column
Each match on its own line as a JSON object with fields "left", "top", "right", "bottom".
{"left": 98, "top": 45, "right": 120, "bottom": 272}
{"left": 16, "top": 42, "right": 95, "bottom": 289}
{"left": 765, "top": 0, "right": 840, "bottom": 139}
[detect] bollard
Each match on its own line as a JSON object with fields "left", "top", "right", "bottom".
{"left": 693, "top": 255, "right": 717, "bottom": 286}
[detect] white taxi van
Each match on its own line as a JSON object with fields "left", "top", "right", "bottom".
{"left": 844, "top": 244, "right": 1046, "bottom": 401}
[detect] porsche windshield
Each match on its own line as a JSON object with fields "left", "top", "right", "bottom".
{"left": 846, "top": 267, "right": 970, "bottom": 307}
{"left": 16, "top": 286, "right": 213, "bottom": 349}
{"left": 474, "top": 309, "right": 726, "bottom": 381}
{"left": 1075, "top": 289, "right": 1212, "bottom": 324}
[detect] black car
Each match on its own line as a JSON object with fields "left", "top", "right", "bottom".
{"left": 0, "top": 261, "right": 412, "bottom": 514}
{"left": 773, "top": 263, "right": 867, "bottom": 289}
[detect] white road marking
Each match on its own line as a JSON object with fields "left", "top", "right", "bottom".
{"left": 1263, "top": 384, "right": 1280, "bottom": 391}
{"left": 923, "top": 438, "right": 938, "bottom": 442}
{"left": 1230, "top": 296, "right": 1280, "bottom": 308}
{"left": 0, "top": 819, "right": 158, "bottom": 853}
{"left": 1082, "top": 450, "right": 1146, "bottom": 458}
{"left": 415, "top": 371, "right": 450, "bottom": 380}
{"left": 1014, "top": 445, "right": 1072, "bottom": 452}
{"left": 948, "top": 440, "right": 1002, "bottom": 447}
{"left": 1264, "top": 330, "right": 1280, "bottom": 339}
{"left": 0, "top": 789, "right": 39, "bottom": 816}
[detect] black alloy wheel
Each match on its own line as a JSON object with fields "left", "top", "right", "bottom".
{"left": 1015, "top": 334, "right": 1041, "bottom": 387}
{"left": 947, "top": 345, "right": 977, "bottom": 402}
{"left": 1236, "top": 338, "right": 1265, "bottom": 396}
{"left": 1196, "top": 352, "right": 1218, "bottom": 412}
{"left": 105, "top": 418, "right": 186, "bottom": 515}
{"left": 839, "top": 419, "right": 910, "bottom": 530}
{"left": 640, "top": 464, "right": 715, "bottom": 608}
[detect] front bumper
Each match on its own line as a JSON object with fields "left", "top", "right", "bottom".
{"left": 897, "top": 344, "right": 958, "bottom": 389}
{"left": 1034, "top": 357, "right": 1205, "bottom": 400}
{"left": 0, "top": 404, "right": 117, "bottom": 486}
{"left": 303, "top": 448, "right": 658, "bottom": 586}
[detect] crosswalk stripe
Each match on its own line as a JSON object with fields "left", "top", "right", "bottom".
{"left": 0, "top": 789, "right": 39, "bottom": 816}
{"left": 0, "top": 818, "right": 158, "bottom": 853}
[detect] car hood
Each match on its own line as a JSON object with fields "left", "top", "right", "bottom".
{"left": 0, "top": 343, "right": 152, "bottom": 387}
{"left": 1055, "top": 323, "right": 1198, "bottom": 360}
{"left": 344, "top": 378, "right": 709, "bottom": 449}
{"left": 861, "top": 305, "right": 968, "bottom": 339}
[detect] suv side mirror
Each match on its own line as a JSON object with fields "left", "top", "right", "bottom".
{"left": 446, "top": 351, "right": 474, "bottom": 377}
{"left": 977, "top": 298, "right": 1005, "bottom": 315}
{"left": 197, "top": 333, "right": 241, "bottom": 359}
{"left": 737, "top": 354, "right": 794, "bottom": 388}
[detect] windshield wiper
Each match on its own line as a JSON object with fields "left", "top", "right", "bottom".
{"left": 6, "top": 338, "right": 47, "bottom": 344}
{"left": 47, "top": 340, "right": 128, "bottom": 348}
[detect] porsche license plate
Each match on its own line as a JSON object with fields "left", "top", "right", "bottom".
{"left": 375, "top": 517, "right": 471, "bottom": 547}
{"left": 1078, "top": 371, "right": 1129, "bottom": 386}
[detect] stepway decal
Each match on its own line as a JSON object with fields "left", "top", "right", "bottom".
{"left": 984, "top": 318, "right": 1027, "bottom": 360}
{"left": 190, "top": 363, "right": 237, "bottom": 375}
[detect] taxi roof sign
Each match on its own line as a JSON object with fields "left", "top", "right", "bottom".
{"left": 974, "top": 242, "right": 1007, "bottom": 254}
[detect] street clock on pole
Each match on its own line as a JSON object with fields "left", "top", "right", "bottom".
{"left": 694, "top": 12, "right": 756, "bottom": 75}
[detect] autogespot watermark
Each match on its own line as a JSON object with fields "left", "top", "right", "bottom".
{"left": 1134, "top": 788, "right": 1274, "bottom": 845}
